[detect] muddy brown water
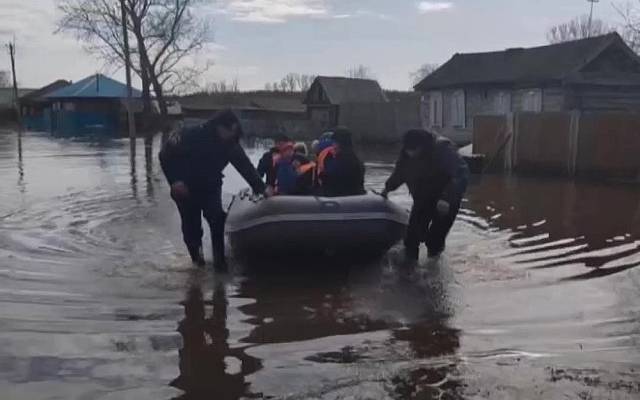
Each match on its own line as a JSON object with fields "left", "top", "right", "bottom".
{"left": 0, "top": 130, "right": 639, "bottom": 399}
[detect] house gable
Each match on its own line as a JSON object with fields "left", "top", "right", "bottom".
{"left": 304, "top": 76, "right": 387, "bottom": 105}
{"left": 580, "top": 43, "right": 640, "bottom": 75}
{"left": 304, "top": 80, "right": 331, "bottom": 105}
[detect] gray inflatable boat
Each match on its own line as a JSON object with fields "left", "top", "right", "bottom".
{"left": 226, "top": 192, "right": 409, "bottom": 258}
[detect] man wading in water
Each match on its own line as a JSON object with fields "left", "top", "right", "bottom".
{"left": 159, "top": 110, "right": 271, "bottom": 270}
{"left": 382, "top": 129, "right": 469, "bottom": 263}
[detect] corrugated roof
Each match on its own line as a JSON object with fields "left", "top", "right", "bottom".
{"left": 20, "top": 80, "right": 71, "bottom": 103}
{"left": 305, "top": 76, "right": 387, "bottom": 104}
{"left": 415, "top": 33, "right": 635, "bottom": 90}
{"left": 46, "top": 74, "right": 141, "bottom": 99}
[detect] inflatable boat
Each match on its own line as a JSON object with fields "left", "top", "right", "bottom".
{"left": 225, "top": 192, "right": 409, "bottom": 258}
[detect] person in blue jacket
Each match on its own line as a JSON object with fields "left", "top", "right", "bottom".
{"left": 257, "top": 134, "right": 291, "bottom": 188}
{"left": 382, "top": 129, "right": 469, "bottom": 262}
{"left": 274, "top": 142, "right": 298, "bottom": 195}
{"left": 159, "top": 110, "right": 270, "bottom": 270}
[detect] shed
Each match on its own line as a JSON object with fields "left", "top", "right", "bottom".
{"left": 304, "top": 76, "right": 387, "bottom": 128}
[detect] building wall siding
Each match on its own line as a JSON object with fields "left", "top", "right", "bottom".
{"left": 543, "top": 87, "right": 566, "bottom": 111}
{"left": 575, "top": 87, "right": 640, "bottom": 111}
{"left": 423, "top": 88, "right": 513, "bottom": 145}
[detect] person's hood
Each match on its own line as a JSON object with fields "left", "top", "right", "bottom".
{"left": 403, "top": 129, "right": 436, "bottom": 151}
{"left": 203, "top": 109, "right": 243, "bottom": 140}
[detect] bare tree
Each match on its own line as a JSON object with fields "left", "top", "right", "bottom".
{"left": 0, "top": 71, "right": 9, "bottom": 88}
{"left": 282, "top": 73, "right": 299, "bottom": 92}
{"left": 547, "top": 15, "right": 614, "bottom": 44}
{"left": 615, "top": 2, "right": 640, "bottom": 53}
{"left": 346, "top": 65, "right": 374, "bottom": 79}
{"left": 268, "top": 81, "right": 280, "bottom": 92}
{"left": 57, "top": 0, "right": 213, "bottom": 116}
{"left": 265, "top": 73, "right": 315, "bottom": 92}
{"left": 410, "top": 63, "right": 439, "bottom": 86}
{"left": 296, "top": 74, "right": 316, "bottom": 92}
{"left": 206, "top": 78, "right": 239, "bottom": 93}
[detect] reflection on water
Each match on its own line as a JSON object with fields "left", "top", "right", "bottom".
{"left": 464, "top": 176, "right": 640, "bottom": 280}
{"left": 17, "top": 130, "right": 25, "bottom": 193}
{"left": 0, "top": 130, "right": 638, "bottom": 399}
{"left": 172, "top": 276, "right": 261, "bottom": 399}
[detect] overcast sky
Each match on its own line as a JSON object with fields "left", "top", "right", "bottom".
{"left": 0, "top": 0, "right": 626, "bottom": 91}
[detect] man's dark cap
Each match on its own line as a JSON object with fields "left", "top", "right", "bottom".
{"left": 332, "top": 127, "right": 353, "bottom": 148}
{"left": 403, "top": 129, "right": 435, "bottom": 150}
{"left": 206, "top": 109, "right": 243, "bottom": 137}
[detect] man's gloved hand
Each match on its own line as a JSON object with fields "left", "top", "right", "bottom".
{"left": 170, "top": 181, "right": 190, "bottom": 201}
{"left": 436, "top": 199, "right": 450, "bottom": 216}
{"left": 380, "top": 189, "right": 389, "bottom": 199}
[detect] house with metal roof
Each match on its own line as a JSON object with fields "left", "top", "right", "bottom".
{"left": 414, "top": 32, "right": 640, "bottom": 144}
{"left": 304, "top": 76, "right": 388, "bottom": 129}
{"left": 20, "top": 80, "right": 71, "bottom": 131}
{"left": 43, "top": 74, "right": 141, "bottom": 136}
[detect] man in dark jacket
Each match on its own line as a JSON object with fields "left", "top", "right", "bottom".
{"left": 159, "top": 110, "right": 269, "bottom": 270}
{"left": 382, "top": 129, "right": 469, "bottom": 262}
{"left": 256, "top": 134, "right": 291, "bottom": 188}
{"left": 318, "top": 128, "right": 366, "bottom": 197}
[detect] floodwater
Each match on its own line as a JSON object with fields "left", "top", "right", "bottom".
{"left": 0, "top": 130, "right": 639, "bottom": 400}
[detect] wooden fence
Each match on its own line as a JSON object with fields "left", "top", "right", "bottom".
{"left": 474, "top": 111, "right": 640, "bottom": 179}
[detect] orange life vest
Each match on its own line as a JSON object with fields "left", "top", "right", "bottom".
{"left": 316, "top": 146, "right": 336, "bottom": 183}
{"left": 296, "top": 161, "right": 315, "bottom": 175}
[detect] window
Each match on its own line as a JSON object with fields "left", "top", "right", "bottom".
{"left": 450, "top": 90, "right": 466, "bottom": 128}
{"left": 494, "top": 91, "right": 511, "bottom": 114}
{"left": 522, "top": 89, "right": 542, "bottom": 112}
{"left": 429, "top": 91, "right": 443, "bottom": 128}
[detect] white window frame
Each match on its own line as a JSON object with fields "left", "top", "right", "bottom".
{"left": 522, "top": 89, "right": 542, "bottom": 112}
{"left": 429, "top": 91, "right": 443, "bottom": 128}
{"left": 450, "top": 90, "right": 466, "bottom": 128}
{"left": 495, "top": 91, "right": 512, "bottom": 115}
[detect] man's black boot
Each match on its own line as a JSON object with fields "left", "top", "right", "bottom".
{"left": 212, "top": 245, "right": 227, "bottom": 271}
{"left": 188, "top": 245, "right": 206, "bottom": 267}
{"left": 403, "top": 245, "right": 419, "bottom": 267}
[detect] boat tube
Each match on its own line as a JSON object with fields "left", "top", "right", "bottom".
{"left": 225, "top": 191, "right": 409, "bottom": 258}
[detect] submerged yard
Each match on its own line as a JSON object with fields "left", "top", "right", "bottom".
{"left": 0, "top": 130, "right": 639, "bottom": 399}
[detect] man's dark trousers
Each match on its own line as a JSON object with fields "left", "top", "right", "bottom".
{"left": 404, "top": 197, "right": 462, "bottom": 259}
{"left": 174, "top": 186, "right": 226, "bottom": 260}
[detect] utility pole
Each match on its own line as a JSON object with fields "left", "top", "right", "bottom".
{"left": 587, "top": 0, "right": 600, "bottom": 38}
{"left": 7, "top": 40, "right": 20, "bottom": 125}
{"left": 120, "top": 0, "right": 136, "bottom": 145}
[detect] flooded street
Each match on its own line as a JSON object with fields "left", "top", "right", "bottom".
{"left": 1, "top": 129, "right": 639, "bottom": 399}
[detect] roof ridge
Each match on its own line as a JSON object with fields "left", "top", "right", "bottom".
{"left": 415, "top": 32, "right": 629, "bottom": 90}
{"left": 317, "top": 75, "right": 379, "bottom": 83}
{"left": 453, "top": 32, "right": 619, "bottom": 57}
